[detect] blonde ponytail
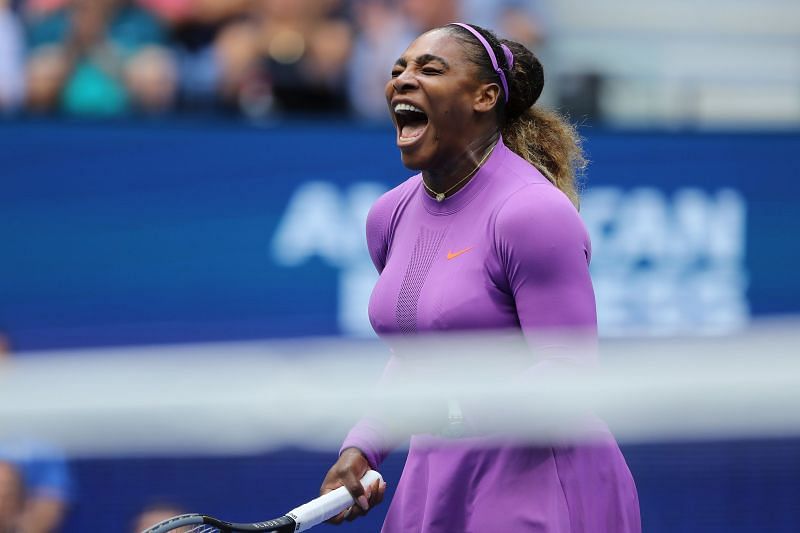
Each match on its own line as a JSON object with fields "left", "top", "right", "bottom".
{"left": 502, "top": 106, "right": 586, "bottom": 209}
{"left": 446, "top": 24, "right": 588, "bottom": 208}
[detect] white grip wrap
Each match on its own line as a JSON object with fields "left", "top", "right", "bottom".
{"left": 287, "top": 470, "right": 382, "bottom": 532}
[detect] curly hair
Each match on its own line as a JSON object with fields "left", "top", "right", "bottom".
{"left": 446, "top": 24, "right": 586, "bottom": 209}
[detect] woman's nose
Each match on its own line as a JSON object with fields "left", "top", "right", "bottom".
{"left": 393, "top": 69, "right": 419, "bottom": 92}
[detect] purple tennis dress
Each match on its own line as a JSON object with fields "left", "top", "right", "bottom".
{"left": 342, "top": 138, "right": 641, "bottom": 532}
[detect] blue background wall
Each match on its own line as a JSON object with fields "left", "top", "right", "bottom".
{"left": 2, "top": 121, "right": 799, "bottom": 532}
{"left": 2, "top": 121, "right": 799, "bottom": 349}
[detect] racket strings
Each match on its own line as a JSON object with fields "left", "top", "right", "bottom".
{"left": 186, "top": 526, "right": 220, "bottom": 533}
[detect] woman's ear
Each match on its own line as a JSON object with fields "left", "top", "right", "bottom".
{"left": 473, "top": 82, "right": 501, "bottom": 113}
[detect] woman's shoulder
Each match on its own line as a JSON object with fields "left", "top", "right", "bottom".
{"left": 498, "top": 146, "right": 555, "bottom": 188}
{"left": 492, "top": 168, "right": 590, "bottom": 256}
{"left": 494, "top": 156, "right": 582, "bottom": 229}
{"left": 366, "top": 174, "right": 420, "bottom": 255}
{"left": 368, "top": 173, "right": 419, "bottom": 221}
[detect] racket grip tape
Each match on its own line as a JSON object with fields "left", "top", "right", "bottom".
{"left": 287, "top": 470, "right": 383, "bottom": 532}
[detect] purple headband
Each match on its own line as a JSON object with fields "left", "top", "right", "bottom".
{"left": 450, "top": 23, "right": 514, "bottom": 103}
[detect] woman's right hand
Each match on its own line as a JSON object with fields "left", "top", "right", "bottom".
{"left": 320, "top": 447, "right": 387, "bottom": 524}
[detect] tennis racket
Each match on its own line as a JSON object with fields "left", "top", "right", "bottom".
{"left": 142, "top": 470, "right": 383, "bottom": 533}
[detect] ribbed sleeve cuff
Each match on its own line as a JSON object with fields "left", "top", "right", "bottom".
{"left": 340, "top": 417, "right": 392, "bottom": 470}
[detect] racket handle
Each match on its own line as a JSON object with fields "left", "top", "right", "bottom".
{"left": 287, "top": 470, "right": 383, "bottom": 532}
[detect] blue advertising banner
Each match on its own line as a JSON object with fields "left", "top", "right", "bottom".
{"left": 1, "top": 121, "right": 799, "bottom": 533}
{"left": 1, "top": 122, "right": 797, "bottom": 350}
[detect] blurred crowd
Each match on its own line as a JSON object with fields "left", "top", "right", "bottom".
{"left": 0, "top": 450, "right": 71, "bottom": 533}
{"left": 0, "top": 0, "right": 543, "bottom": 121}
{"left": 0, "top": 334, "right": 71, "bottom": 533}
{"left": 0, "top": 329, "right": 176, "bottom": 533}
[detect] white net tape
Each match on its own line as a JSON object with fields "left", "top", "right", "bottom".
{"left": 1, "top": 320, "right": 798, "bottom": 457}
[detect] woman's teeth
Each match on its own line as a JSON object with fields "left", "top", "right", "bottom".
{"left": 394, "top": 103, "right": 424, "bottom": 113}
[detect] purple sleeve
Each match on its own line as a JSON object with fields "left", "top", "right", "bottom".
{"left": 340, "top": 355, "right": 404, "bottom": 469}
{"left": 364, "top": 188, "right": 396, "bottom": 273}
{"left": 340, "top": 190, "right": 399, "bottom": 468}
{"left": 493, "top": 185, "right": 597, "bottom": 350}
{"left": 458, "top": 186, "right": 599, "bottom": 434}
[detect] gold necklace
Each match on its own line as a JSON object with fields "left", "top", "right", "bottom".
{"left": 423, "top": 143, "right": 496, "bottom": 202}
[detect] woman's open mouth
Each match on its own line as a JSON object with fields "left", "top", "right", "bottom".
{"left": 394, "top": 102, "right": 429, "bottom": 148}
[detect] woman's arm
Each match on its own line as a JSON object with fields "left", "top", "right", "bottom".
{"left": 453, "top": 184, "right": 599, "bottom": 435}
{"left": 493, "top": 183, "right": 597, "bottom": 351}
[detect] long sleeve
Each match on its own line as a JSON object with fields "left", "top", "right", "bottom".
{"left": 492, "top": 184, "right": 597, "bottom": 358}
{"left": 340, "top": 355, "right": 406, "bottom": 469}
{"left": 364, "top": 186, "right": 399, "bottom": 274}
{"left": 340, "top": 188, "right": 401, "bottom": 468}
{"left": 454, "top": 184, "right": 600, "bottom": 435}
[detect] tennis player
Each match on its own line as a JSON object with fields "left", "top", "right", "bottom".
{"left": 321, "top": 23, "right": 641, "bottom": 532}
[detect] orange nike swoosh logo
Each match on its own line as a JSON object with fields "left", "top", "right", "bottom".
{"left": 447, "top": 247, "right": 473, "bottom": 260}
